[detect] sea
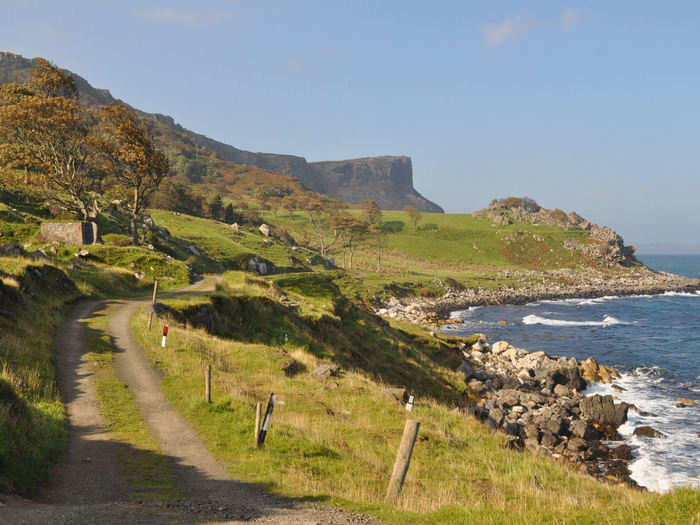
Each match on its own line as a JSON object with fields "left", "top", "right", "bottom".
{"left": 444, "top": 254, "right": 700, "bottom": 493}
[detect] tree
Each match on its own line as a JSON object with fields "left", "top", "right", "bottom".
{"left": 363, "top": 200, "right": 382, "bottom": 227}
{"left": 98, "top": 103, "right": 169, "bottom": 242}
{"left": 224, "top": 202, "right": 236, "bottom": 224}
{"left": 404, "top": 205, "right": 422, "bottom": 231}
{"left": 368, "top": 223, "right": 386, "bottom": 272}
{"left": 0, "top": 66, "right": 101, "bottom": 220}
{"left": 301, "top": 196, "right": 341, "bottom": 257}
{"left": 331, "top": 212, "right": 367, "bottom": 269}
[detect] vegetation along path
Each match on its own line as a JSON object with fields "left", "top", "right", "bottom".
{"left": 2, "top": 281, "right": 380, "bottom": 525}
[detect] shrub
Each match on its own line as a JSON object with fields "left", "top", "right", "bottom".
{"left": 419, "top": 287, "right": 434, "bottom": 298}
{"left": 418, "top": 223, "right": 439, "bottom": 232}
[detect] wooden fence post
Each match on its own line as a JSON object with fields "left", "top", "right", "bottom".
{"left": 385, "top": 419, "right": 420, "bottom": 505}
{"left": 148, "top": 279, "right": 159, "bottom": 330}
{"left": 205, "top": 364, "right": 211, "bottom": 403}
{"left": 152, "top": 279, "right": 159, "bottom": 305}
{"left": 254, "top": 402, "right": 262, "bottom": 448}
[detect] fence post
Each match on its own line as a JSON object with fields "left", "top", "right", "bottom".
{"left": 205, "top": 364, "right": 211, "bottom": 403}
{"left": 385, "top": 419, "right": 420, "bottom": 505}
{"left": 254, "top": 402, "right": 262, "bottom": 448}
{"left": 148, "top": 280, "right": 159, "bottom": 330}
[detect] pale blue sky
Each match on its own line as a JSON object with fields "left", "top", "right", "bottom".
{"left": 1, "top": 1, "right": 699, "bottom": 251}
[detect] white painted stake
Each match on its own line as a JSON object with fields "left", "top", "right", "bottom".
{"left": 405, "top": 395, "right": 415, "bottom": 412}
{"left": 162, "top": 324, "right": 168, "bottom": 348}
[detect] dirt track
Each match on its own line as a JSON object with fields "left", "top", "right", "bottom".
{"left": 1, "top": 283, "right": 381, "bottom": 525}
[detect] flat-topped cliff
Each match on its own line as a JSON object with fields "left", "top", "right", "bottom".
{"left": 0, "top": 52, "right": 443, "bottom": 212}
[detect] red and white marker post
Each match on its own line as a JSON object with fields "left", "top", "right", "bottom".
{"left": 162, "top": 325, "right": 168, "bottom": 348}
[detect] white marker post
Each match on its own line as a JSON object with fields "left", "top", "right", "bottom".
{"left": 405, "top": 395, "right": 415, "bottom": 412}
{"left": 162, "top": 324, "right": 168, "bottom": 348}
{"left": 257, "top": 393, "right": 276, "bottom": 447}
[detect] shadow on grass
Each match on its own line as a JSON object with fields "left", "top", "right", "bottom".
{"left": 163, "top": 289, "right": 467, "bottom": 407}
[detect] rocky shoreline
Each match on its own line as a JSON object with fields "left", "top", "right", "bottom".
{"left": 457, "top": 335, "right": 642, "bottom": 486}
{"left": 372, "top": 265, "right": 700, "bottom": 489}
{"left": 374, "top": 266, "right": 700, "bottom": 324}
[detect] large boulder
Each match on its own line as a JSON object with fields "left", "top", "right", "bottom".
{"left": 579, "top": 357, "right": 620, "bottom": 384}
{"left": 579, "top": 394, "right": 630, "bottom": 428}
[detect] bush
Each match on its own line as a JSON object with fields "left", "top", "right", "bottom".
{"left": 380, "top": 221, "right": 405, "bottom": 233}
{"left": 419, "top": 287, "right": 434, "bottom": 298}
{"left": 418, "top": 223, "right": 439, "bottom": 232}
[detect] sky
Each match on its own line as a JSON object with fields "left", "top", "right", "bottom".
{"left": 1, "top": 1, "right": 699, "bottom": 252}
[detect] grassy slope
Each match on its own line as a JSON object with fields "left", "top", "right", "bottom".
{"left": 0, "top": 258, "right": 77, "bottom": 494}
{"left": 130, "top": 272, "right": 700, "bottom": 524}
{"left": 271, "top": 208, "right": 597, "bottom": 299}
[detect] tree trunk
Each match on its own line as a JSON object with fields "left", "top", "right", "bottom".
{"left": 132, "top": 188, "right": 140, "bottom": 244}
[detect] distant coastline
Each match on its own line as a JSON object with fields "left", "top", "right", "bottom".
{"left": 375, "top": 265, "right": 700, "bottom": 324}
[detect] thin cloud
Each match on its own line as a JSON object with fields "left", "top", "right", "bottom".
{"left": 133, "top": 7, "right": 233, "bottom": 27}
{"left": 560, "top": 7, "right": 585, "bottom": 30}
{"left": 482, "top": 11, "right": 533, "bottom": 48}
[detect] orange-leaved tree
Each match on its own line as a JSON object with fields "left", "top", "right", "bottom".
{"left": 97, "top": 103, "right": 169, "bottom": 243}
{"left": 0, "top": 60, "right": 101, "bottom": 220}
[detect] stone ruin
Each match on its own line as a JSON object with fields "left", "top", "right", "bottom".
{"left": 39, "top": 222, "right": 99, "bottom": 245}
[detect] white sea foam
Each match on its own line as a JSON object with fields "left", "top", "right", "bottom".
{"left": 522, "top": 314, "right": 631, "bottom": 327}
{"left": 663, "top": 291, "right": 700, "bottom": 297}
{"left": 585, "top": 370, "right": 700, "bottom": 493}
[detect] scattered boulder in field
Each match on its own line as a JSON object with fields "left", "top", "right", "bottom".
{"left": 282, "top": 359, "right": 305, "bottom": 377}
{"left": 0, "top": 243, "right": 25, "bottom": 256}
{"left": 382, "top": 387, "right": 408, "bottom": 404}
{"left": 310, "top": 363, "right": 340, "bottom": 382}
{"left": 259, "top": 223, "right": 271, "bottom": 237}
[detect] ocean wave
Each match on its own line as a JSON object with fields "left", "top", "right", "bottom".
{"left": 522, "top": 314, "right": 632, "bottom": 327}
{"left": 663, "top": 291, "right": 700, "bottom": 297}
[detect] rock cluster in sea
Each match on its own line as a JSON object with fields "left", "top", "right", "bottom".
{"left": 459, "top": 335, "right": 639, "bottom": 486}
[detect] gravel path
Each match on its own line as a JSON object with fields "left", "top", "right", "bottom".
{"left": 1, "top": 283, "right": 382, "bottom": 525}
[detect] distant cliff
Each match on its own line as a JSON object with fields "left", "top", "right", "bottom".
{"left": 0, "top": 52, "right": 443, "bottom": 213}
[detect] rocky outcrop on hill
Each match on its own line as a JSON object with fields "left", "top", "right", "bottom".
{"left": 0, "top": 52, "right": 443, "bottom": 213}
{"left": 460, "top": 335, "right": 638, "bottom": 485}
{"left": 473, "top": 197, "right": 637, "bottom": 267}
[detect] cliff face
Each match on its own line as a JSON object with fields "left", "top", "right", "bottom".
{"left": 0, "top": 52, "right": 443, "bottom": 213}
{"left": 309, "top": 157, "right": 443, "bottom": 212}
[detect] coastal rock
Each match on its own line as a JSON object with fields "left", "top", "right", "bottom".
{"left": 579, "top": 357, "right": 620, "bottom": 384}
{"left": 675, "top": 397, "right": 697, "bottom": 407}
{"left": 633, "top": 426, "right": 667, "bottom": 439}
{"left": 579, "top": 394, "right": 630, "bottom": 428}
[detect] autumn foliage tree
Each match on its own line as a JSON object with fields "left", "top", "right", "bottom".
{"left": 97, "top": 104, "right": 169, "bottom": 242}
{"left": 0, "top": 60, "right": 102, "bottom": 220}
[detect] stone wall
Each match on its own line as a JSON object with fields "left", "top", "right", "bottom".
{"left": 39, "top": 222, "right": 99, "bottom": 245}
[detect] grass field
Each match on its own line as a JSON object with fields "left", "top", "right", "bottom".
{"left": 130, "top": 272, "right": 700, "bottom": 524}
